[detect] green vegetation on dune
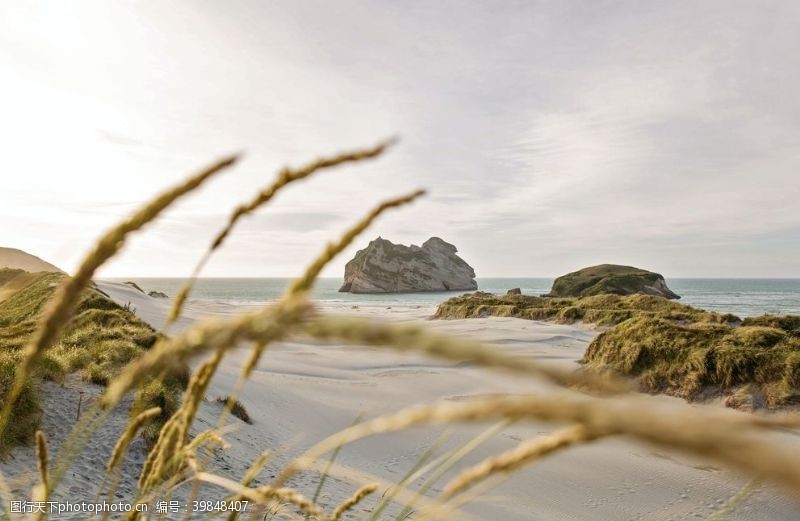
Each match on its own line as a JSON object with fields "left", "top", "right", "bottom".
{"left": 0, "top": 268, "right": 28, "bottom": 286}
{"left": 583, "top": 316, "right": 800, "bottom": 408}
{"left": 434, "top": 292, "right": 736, "bottom": 327}
{"left": 0, "top": 268, "right": 185, "bottom": 451}
{"left": 436, "top": 291, "right": 800, "bottom": 409}
{"left": 741, "top": 314, "right": 800, "bottom": 333}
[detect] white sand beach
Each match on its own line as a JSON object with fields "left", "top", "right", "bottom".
{"left": 3, "top": 281, "right": 800, "bottom": 520}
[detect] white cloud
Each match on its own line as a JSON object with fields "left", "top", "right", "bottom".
{"left": 1, "top": 0, "right": 798, "bottom": 277}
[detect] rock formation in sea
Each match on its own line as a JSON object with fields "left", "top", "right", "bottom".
{"left": 339, "top": 237, "right": 477, "bottom": 293}
{"left": 148, "top": 290, "right": 169, "bottom": 299}
{"left": 124, "top": 281, "right": 145, "bottom": 293}
{"left": 548, "top": 264, "right": 680, "bottom": 299}
{"left": 507, "top": 288, "right": 522, "bottom": 295}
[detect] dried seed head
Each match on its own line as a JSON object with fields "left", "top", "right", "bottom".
{"left": 165, "top": 139, "right": 394, "bottom": 328}
{"left": 331, "top": 483, "right": 379, "bottom": 521}
{"left": 304, "top": 316, "right": 628, "bottom": 393}
{"left": 103, "top": 298, "right": 313, "bottom": 409}
{"left": 277, "top": 394, "right": 800, "bottom": 492}
{"left": 35, "top": 430, "right": 49, "bottom": 494}
{"left": 107, "top": 407, "right": 162, "bottom": 472}
{"left": 441, "top": 425, "right": 593, "bottom": 499}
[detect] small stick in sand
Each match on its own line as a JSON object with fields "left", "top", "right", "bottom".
{"left": 76, "top": 391, "right": 84, "bottom": 421}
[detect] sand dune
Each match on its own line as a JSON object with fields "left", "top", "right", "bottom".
{"left": 3, "top": 281, "right": 800, "bottom": 520}
{"left": 208, "top": 315, "right": 800, "bottom": 520}
{"left": 0, "top": 247, "right": 62, "bottom": 273}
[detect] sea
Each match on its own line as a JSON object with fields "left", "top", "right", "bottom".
{"left": 111, "top": 278, "right": 800, "bottom": 318}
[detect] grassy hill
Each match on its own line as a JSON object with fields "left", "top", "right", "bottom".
{"left": 0, "top": 268, "right": 185, "bottom": 451}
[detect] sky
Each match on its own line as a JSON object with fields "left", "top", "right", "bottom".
{"left": 1, "top": 0, "right": 799, "bottom": 278}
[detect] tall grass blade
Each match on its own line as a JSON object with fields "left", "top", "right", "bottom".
{"left": 393, "top": 420, "right": 511, "bottom": 520}
{"left": 312, "top": 414, "right": 363, "bottom": 506}
{"left": 367, "top": 430, "right": 452, "bottom": 521}
{"left": 165, "top": 140, "right": 394, "bottom": 328}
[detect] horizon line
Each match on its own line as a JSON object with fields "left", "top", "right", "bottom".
{"left": 100, "top": 275, "right": 800, "bottom": 280}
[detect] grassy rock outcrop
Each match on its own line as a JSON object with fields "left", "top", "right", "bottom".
{"left": 548, "top": 264, "right": 680, "bottom": 299}
{"left": 434, "top": 292, "right": 731, "bottom": 327}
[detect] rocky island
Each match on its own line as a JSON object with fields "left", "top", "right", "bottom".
{"left": 339, "top": 237, "right": 477, "bottom": 293}
{"left": 548, "top": 264, "right": 680, "bottom": 299}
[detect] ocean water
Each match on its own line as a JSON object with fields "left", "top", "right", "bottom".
{"left": 112, "top": 277, "right": 800, "bottom": 318}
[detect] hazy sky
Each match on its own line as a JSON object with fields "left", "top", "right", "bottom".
{"left": 2, "top": 1, "right": 799, "bottom": 278}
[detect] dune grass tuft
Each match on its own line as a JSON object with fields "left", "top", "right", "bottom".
{"left": 583, "top": 314, "right": 800, "bottom": 407}
{"left": 0, "top": 269, "right": 185, "bottom": 453}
